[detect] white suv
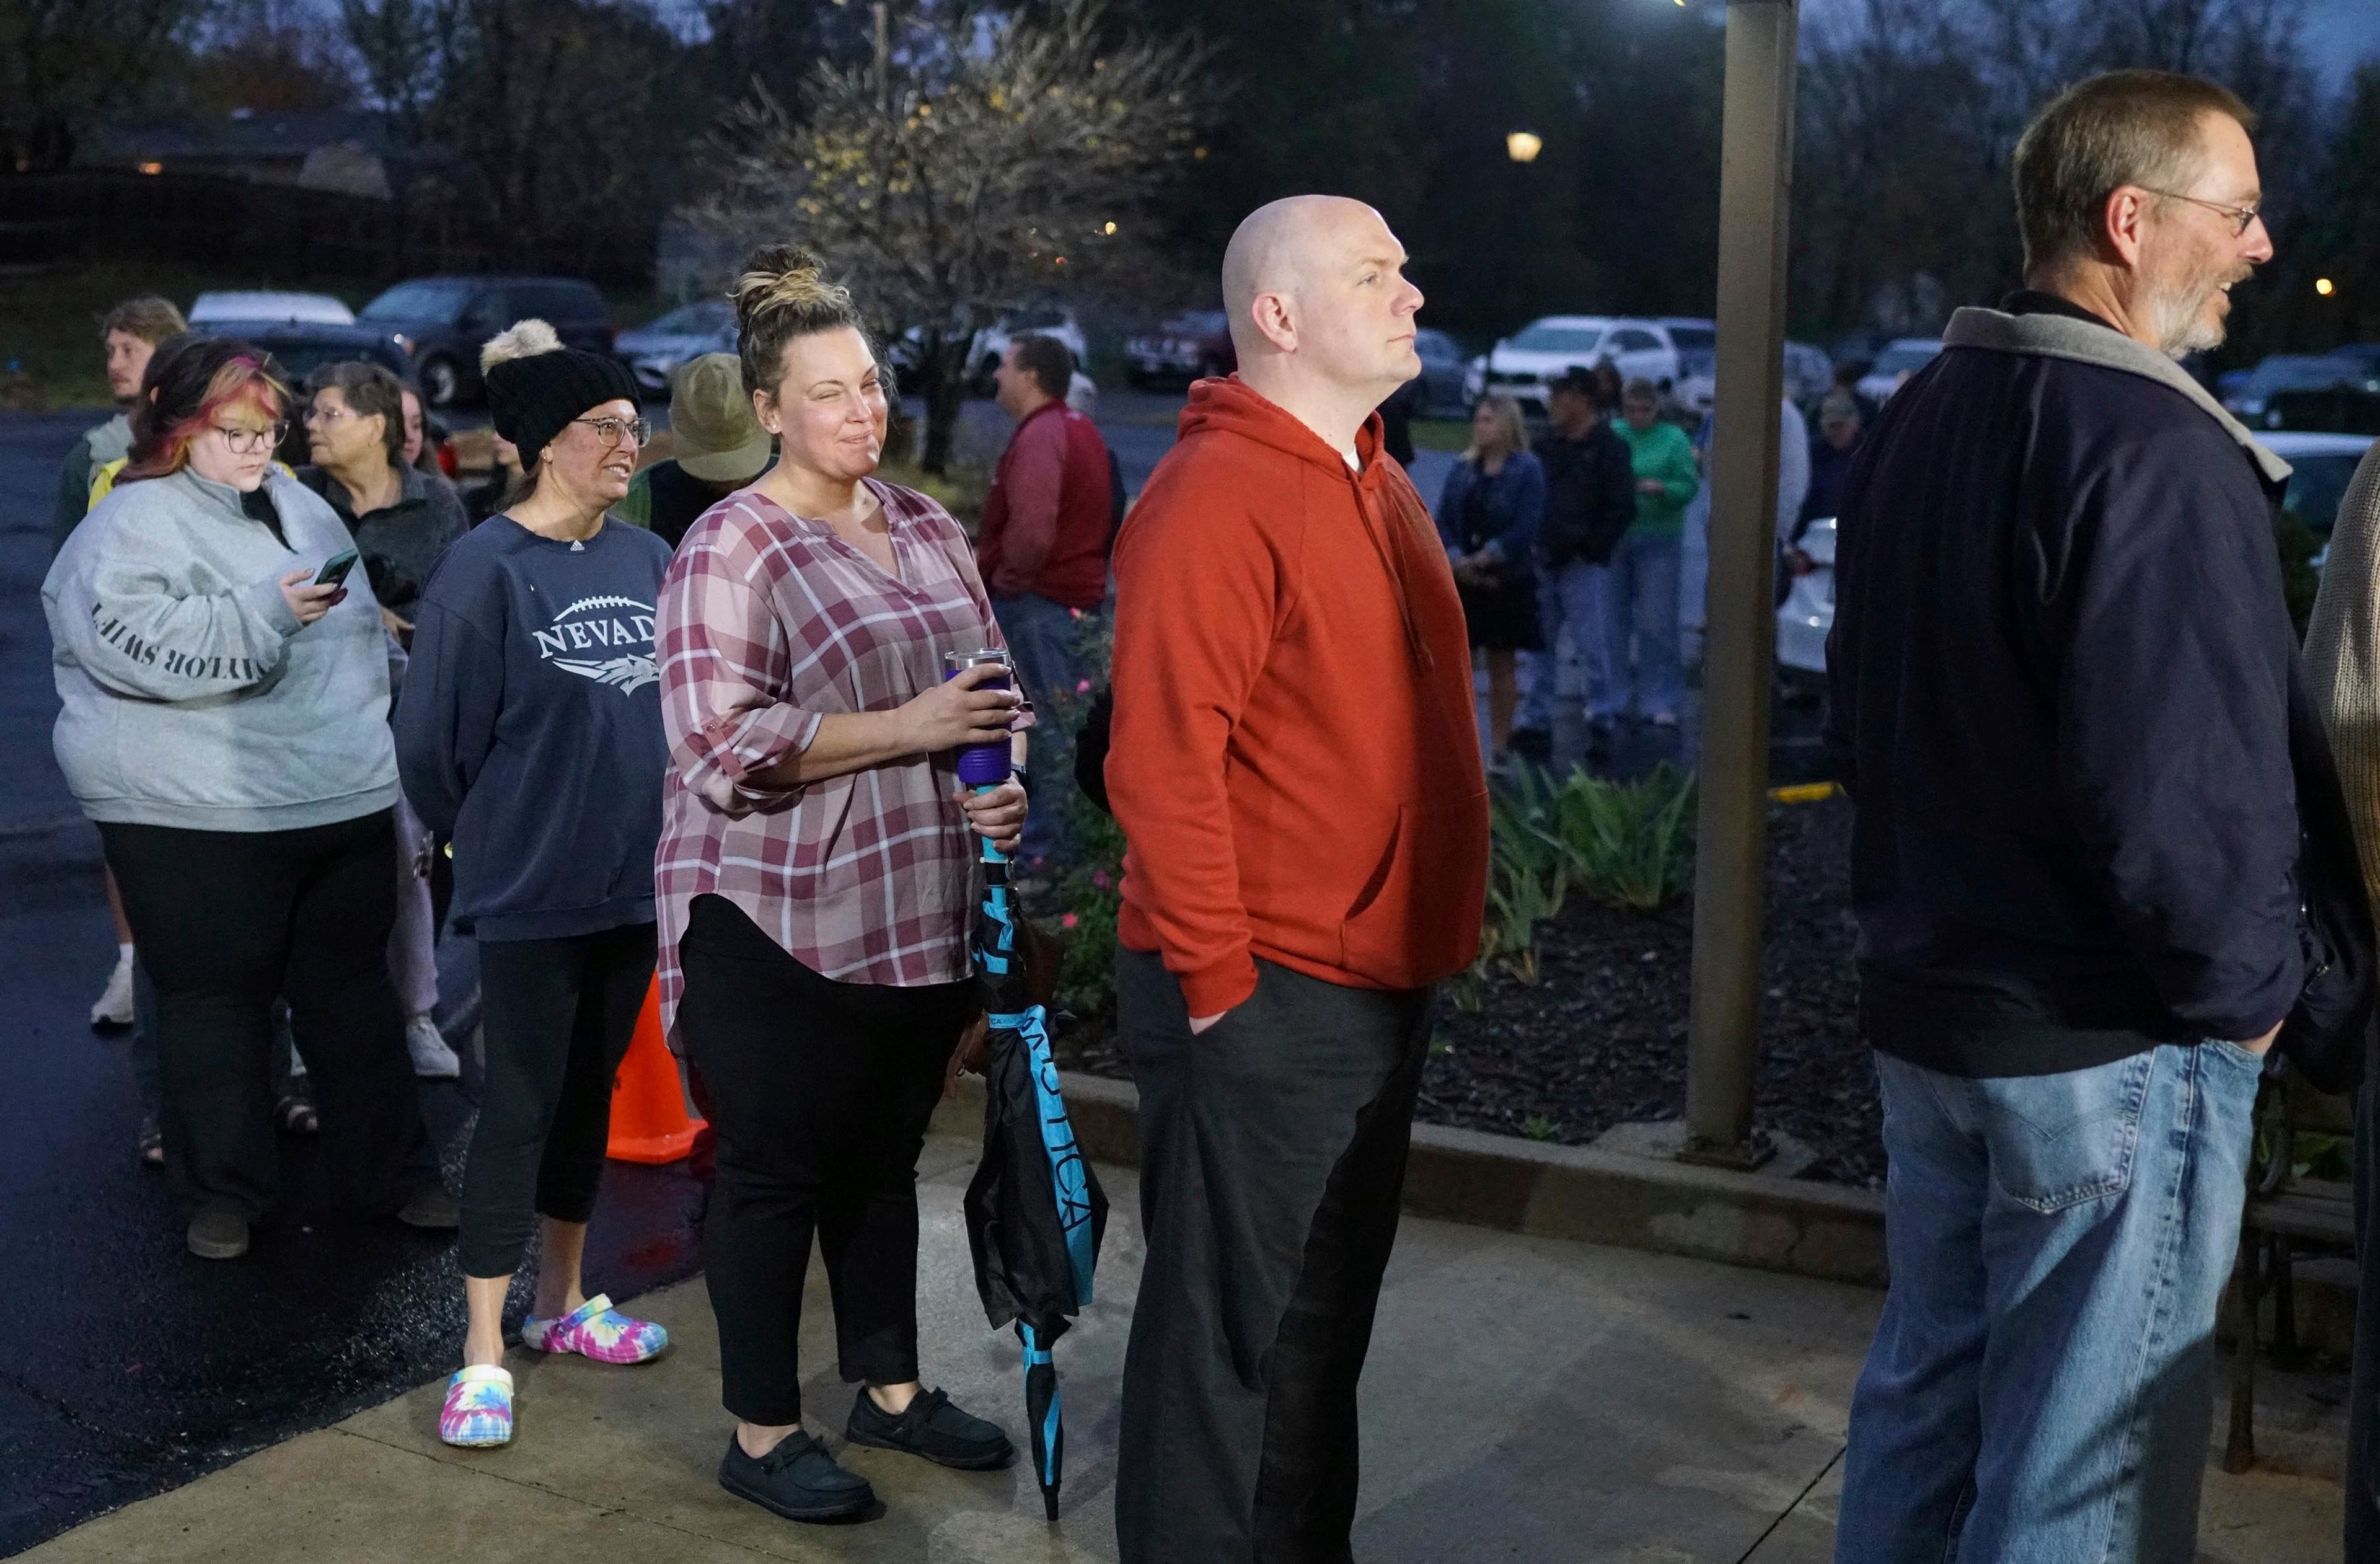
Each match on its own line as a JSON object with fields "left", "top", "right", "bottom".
{"left": 1461, "top": 316, "right": 1704, "bottom": 417}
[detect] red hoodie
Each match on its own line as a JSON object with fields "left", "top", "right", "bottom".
{"left": 1107, "top": 376, "right": 1490, "bottom": 1017}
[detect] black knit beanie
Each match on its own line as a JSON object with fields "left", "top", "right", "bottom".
{"left": 484, "top": 348, "right": 641, "bottom": 466}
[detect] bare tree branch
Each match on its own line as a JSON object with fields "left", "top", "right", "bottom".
{"left": 684, "top": 0, "right": 1222, "bottom": 473}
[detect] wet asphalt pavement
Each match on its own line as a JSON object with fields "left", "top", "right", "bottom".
{"left": 0, "top": 410, "right": 705, "bottom": 1555}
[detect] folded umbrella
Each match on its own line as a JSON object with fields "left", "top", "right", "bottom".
{"left": 954, "top": 670, "right": 1107, "bottom": 1522}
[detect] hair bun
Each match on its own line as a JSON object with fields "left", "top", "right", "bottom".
{"left": 729, "top": 245, "right": 853, "bottom": 330}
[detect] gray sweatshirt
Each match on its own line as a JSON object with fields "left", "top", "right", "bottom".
{"left": 43, "top": 466, "right": 401, "bottom": 832}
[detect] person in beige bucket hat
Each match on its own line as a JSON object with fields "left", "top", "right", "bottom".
{"left": 617, "top": 351, "right": 775, "bottom": 548}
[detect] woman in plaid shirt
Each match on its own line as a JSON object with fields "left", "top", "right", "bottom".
{"left": 656, "top": 247, "right": 1033, "bottom": 1526}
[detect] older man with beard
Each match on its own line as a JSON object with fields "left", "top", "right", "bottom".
{"left": 1825, "top": 71, "right": 2310, "bottom": 1562}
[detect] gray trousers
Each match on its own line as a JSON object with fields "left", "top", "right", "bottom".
{"left": 1114, "top": 947, "right": 1432, "bottom": 1564}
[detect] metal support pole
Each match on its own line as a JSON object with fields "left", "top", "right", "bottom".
{"left": 1681, "top": 0, "right": 1798, "bottom": 1170}
{"left": 873, "top": 2, "right": 893, "bottom": 117}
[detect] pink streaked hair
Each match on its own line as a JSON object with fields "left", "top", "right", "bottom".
{"left": 121, "top": 355, "right": 289, "bottom": 484}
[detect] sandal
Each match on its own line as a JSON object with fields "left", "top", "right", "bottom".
{"left": 522, "top": 1294, "right": 668, "bottom": 1364}
{"left": 439, "top": 1364, "right": 514, "bottom": 1447}
{"left": 274, "top": 1089, "right": 319, "bottom": 1136}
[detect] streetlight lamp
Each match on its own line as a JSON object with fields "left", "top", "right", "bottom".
{"left": 1506, "top": 131, "right": 1543, "bottom": 164}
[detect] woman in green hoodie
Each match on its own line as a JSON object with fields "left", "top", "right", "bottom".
{"left": 1599, "top": 378, "right": 1701, "bottom": 727}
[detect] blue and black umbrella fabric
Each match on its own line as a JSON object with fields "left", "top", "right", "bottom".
{"left": 962, "top": 818, "right": 1108, "bottom": 1522}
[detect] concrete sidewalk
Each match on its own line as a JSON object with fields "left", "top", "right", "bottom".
{"left": 22, "top": 1138, "right": 2346, "bottom": 1563}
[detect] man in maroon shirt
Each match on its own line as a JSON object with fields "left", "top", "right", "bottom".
{"left": 981, "top": 332, "right": 1115, "bottom": 867}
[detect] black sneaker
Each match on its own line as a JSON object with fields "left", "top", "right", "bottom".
{"left": 187, "top": 1204, "right": 250, "bottom": 1260}
{"left": 845, "top": 1387, "right": 1016, "bottom": 1470}
{"left": 718, "top": 1430, "right": 875, "bottom": 1522}
{"left": 395, "top": 1185, "right": 461, "bottom": 1230}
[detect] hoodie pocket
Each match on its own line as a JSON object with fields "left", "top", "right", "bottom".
{"left": 1339, "top": 797, "right": 1491, "bottom": 983}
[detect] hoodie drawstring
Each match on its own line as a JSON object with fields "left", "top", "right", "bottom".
{"left": 1354, "top": 468, "right": 1437, "bottom": 675}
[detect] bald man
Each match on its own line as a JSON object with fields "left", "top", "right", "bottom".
{"left": 1104, "top": 196, "right": 1490, "bottom": 1563}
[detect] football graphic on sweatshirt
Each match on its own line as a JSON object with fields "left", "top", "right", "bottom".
{"left": 532, "top": 594, "right": 658, "bottom": 694}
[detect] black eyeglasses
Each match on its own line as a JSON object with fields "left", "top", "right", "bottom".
{"left": 2140, "top": 188, "right": 2262, "bottom": 237}
{"left": 573, "top": 415, "right": 651, "bottom": 448}
{"left": 212, "top": 424, "right": 288, "bottom": 454}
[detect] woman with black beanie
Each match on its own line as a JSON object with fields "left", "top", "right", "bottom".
{"left": 394, "top": 320, "right": 676, "bottom": 1449}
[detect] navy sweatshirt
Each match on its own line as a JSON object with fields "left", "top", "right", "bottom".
{"left": 1825, "top": 293, "right": 2304, "bottom": 1076}
{"left": 395, "top": 514, "right": 673, "bottom": 941}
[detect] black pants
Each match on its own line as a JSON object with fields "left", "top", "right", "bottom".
{"left": 461, "top": 923, "right": 657, "bottom": 1278}
{"left": 100, "top": 813, "right": 439, "bottom": 1222}
{"left": 676, "top": 895, "right": 976, "bottom": 1425}
{"left": 1114, "top": 948, "right": 1433, "bottom": 1564}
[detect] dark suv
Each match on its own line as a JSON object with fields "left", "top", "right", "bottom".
{"left": 358, "top": 276, "right": 615, "bottom": 406}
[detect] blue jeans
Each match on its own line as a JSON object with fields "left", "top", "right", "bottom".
{"left": 1518, "top": 559, "right": 1613, "bottom": 735}
{"left": 990, "top": 591, "right": 1093, "bottom": 868}
{"left": 1836, "top": 1042, "right": 2262, "bottom": 1564}
{"left": 1597, "top": 530, "right": 1683, "bottom": 721}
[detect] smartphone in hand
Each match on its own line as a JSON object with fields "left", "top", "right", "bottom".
{"left": 314, "top": 549, "right": 360, "bottom": 589}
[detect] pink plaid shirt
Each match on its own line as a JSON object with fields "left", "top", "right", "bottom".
{"left": 654, "top": 480, "right": 1013, "bottom": 1032}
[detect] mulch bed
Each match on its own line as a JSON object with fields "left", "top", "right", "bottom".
{"left": 1054, "top": 794, "right": 1882, "bottom": 1188}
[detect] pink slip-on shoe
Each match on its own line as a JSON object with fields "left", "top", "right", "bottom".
{"left": 521, "top": 1294, "right": 668, "bottom": 1364}
{"left": 439, "top": 1364, "right": 514, "bottom": 1447}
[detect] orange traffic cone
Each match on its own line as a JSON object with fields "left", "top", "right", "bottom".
{"left": 607, "top": 972, "right": 705, "bottom": 1164}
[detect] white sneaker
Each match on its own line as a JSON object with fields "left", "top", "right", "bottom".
{"left": 406, "top": 1013, "right": 461, "bottom": 1079}
{"left": 90, "top": 948, "right": 136, "bottom": 1028}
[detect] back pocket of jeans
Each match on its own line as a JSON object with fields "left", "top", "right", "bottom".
{"left": 1983, "top": 1051, "right": 2156, "bottom": 1215}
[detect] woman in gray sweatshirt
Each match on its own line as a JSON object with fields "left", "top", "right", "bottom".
{"left": 42, "top": 337, "right": 454, "bottom": 1263}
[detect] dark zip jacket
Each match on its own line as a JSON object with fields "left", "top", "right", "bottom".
{"left": 1538, "top": 418, "right": 1638, "bottom": 567}
{"left": 1825, "top": 291, "right": 2304, "bottom": 1076}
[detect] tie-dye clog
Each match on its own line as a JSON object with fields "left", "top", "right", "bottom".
{"left": 521, "top": 1293, "right": 668, "bottom": 1364}
{"left": 439, "top": 1364, "right": 514, "bottom": 1447}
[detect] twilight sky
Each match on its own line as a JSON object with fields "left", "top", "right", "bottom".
{"left": 1794, "top": 0, "right": 2379, "bottom": 93}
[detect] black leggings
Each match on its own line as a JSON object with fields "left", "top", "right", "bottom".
{"left": 460, "top": 923, "right": 658, "bottom": 1278}
{"left": 675, "top": 894, "right": 975, "bottom": 1426}
{"left": 100, "top": 813, "right": 438, "bottom": 1222}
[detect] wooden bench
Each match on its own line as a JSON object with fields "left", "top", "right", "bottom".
{"left": 2223, "top": 1069, "right": 2356, "bottom": 1473}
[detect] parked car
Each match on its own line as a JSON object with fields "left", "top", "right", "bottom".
{"left": 1126, "top": 310, "right": 1236, "bottom": 387}
{"left": 882, "top": 308, "right": 1092, "bottom": 392}
{"left": 1776, "top": 515, "right": 1836, "bottom": 677}
{"left": 1461, "top": 316, "right": 1697, "bottom": 418}
{"left": 188, "top": 291, "right": 353, "bottom": 327}
{"left": 190, "top": 317, "right": 412, "bottom": 383}
{"left": 966, "top": 307, "right": 1089, "bottom": 393}
{"left": 1659, "top": 317, "right": 1716, "bottom": 368}
{"left": 356, "top": 276, "right": 615, "bottom": 406}
{"left": 1409, "top": 328, "right": 1469, "bottom": 416}
{"left": 617, "top": 300, "right": 736, "bottom": 398}
{"left": 1674, "top": 340, "right": 1836, "bottom": 417}
{"left": 2269, "top": 386, "right": 2380, "bottom": 438}
{"left": 1779, "top": 429, "right": 2380, "bottom": 678}
{"left": 2328, "top": 343, "right": 2380, "bottom": 378}
{"left": 2270, "top": 430, "right": 2378, "bottom": 571}
{"left": 1828, "top": 330, "right": 1897, "bottom": 378}
{"left": 2223, "top": 353, "right": 2375, "bottom": 426}
{"left": 1854, "top": 337, "right": 1943, "bottom": 404}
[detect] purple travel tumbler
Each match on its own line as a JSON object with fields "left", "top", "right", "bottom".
{"left": 943, "top": 648, "right": 1015, "bottom": 788}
